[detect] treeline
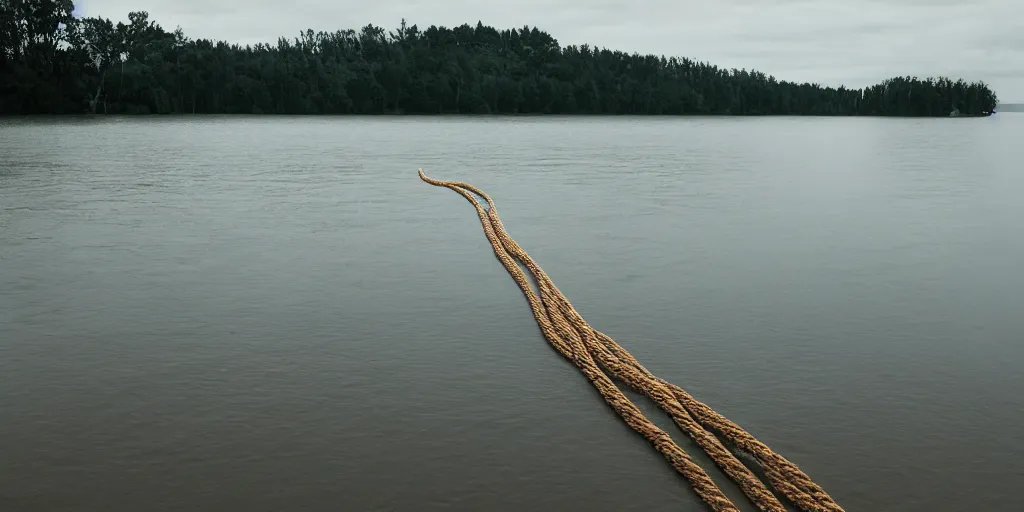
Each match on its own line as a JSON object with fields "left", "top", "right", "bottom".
{"left": 1, "top": 1, "right": 999, "bottom": 116}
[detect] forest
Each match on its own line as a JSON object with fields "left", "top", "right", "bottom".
{"left": 0, "top": 1, "right": 1000, "bottom": 116}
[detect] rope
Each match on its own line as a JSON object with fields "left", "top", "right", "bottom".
{"left": 419, "top": 169, "right": 845, "bottom": 512}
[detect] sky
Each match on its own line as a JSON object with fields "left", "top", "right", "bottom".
{"left": 75, "top": 0, "right": 1024, "bottom": 102}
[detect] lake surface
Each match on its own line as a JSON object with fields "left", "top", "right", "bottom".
{"left": 2, "top": 115, "right": 1022, "bottom": 512}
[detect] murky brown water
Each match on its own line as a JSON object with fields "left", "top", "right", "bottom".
{"left": 3, "top": 115, "right": 1023, "bottom": 511}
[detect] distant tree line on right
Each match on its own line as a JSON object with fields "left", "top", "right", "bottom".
{"left": 856, "top": 76, "right": 996, "bottom": 117}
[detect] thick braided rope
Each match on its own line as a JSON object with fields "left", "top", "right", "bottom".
{"left": 448, "top": 176, "right": 844, "bottom": 512}
{"left": 435, "top": 173, "right": 843, "bottom": 512}
{"left": 419, "top": 169, "right": 844, "bottom": 512}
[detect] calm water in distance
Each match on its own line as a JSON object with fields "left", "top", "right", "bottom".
{"left": 2, "top": 115, "right": 1023, "bottom": 511}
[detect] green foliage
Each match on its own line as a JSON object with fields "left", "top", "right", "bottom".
{"left": 0, "top": 2, "right": 999, "bottom": 116}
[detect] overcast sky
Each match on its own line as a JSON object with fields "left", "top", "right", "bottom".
{"left": 76, "top": 0, "right": 1023, "bottom": 102}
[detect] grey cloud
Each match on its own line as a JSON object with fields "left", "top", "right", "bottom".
{"left": 78, "top": 0, "right": 1023, "bottom": 100}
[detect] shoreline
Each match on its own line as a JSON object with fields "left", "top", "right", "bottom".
{"left": 0, "top": 112, "right": 996, "bottom": 119}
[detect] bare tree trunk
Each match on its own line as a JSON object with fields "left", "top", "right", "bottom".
{"left": 89, "top": 73, "right": 105, "bottom": 114}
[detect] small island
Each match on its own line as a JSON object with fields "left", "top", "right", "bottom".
{"left": 0, "top": 3, "right": 999, "bottom": 117}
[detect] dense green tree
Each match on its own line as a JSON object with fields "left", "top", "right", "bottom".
{"left": 0, "top": 2, "right": 999, "bottom": 116}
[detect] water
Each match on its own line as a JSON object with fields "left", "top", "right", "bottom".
{"left": 2, "top": 115, "right": 1022, "bottom": 512}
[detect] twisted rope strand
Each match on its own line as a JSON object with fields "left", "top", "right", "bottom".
{"left": 419, "top": 169, "right": 844, "bottom": 512}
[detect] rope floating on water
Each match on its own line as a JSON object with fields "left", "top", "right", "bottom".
{"left": 419, "top": 169, "right": 844, "bottom": 512}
